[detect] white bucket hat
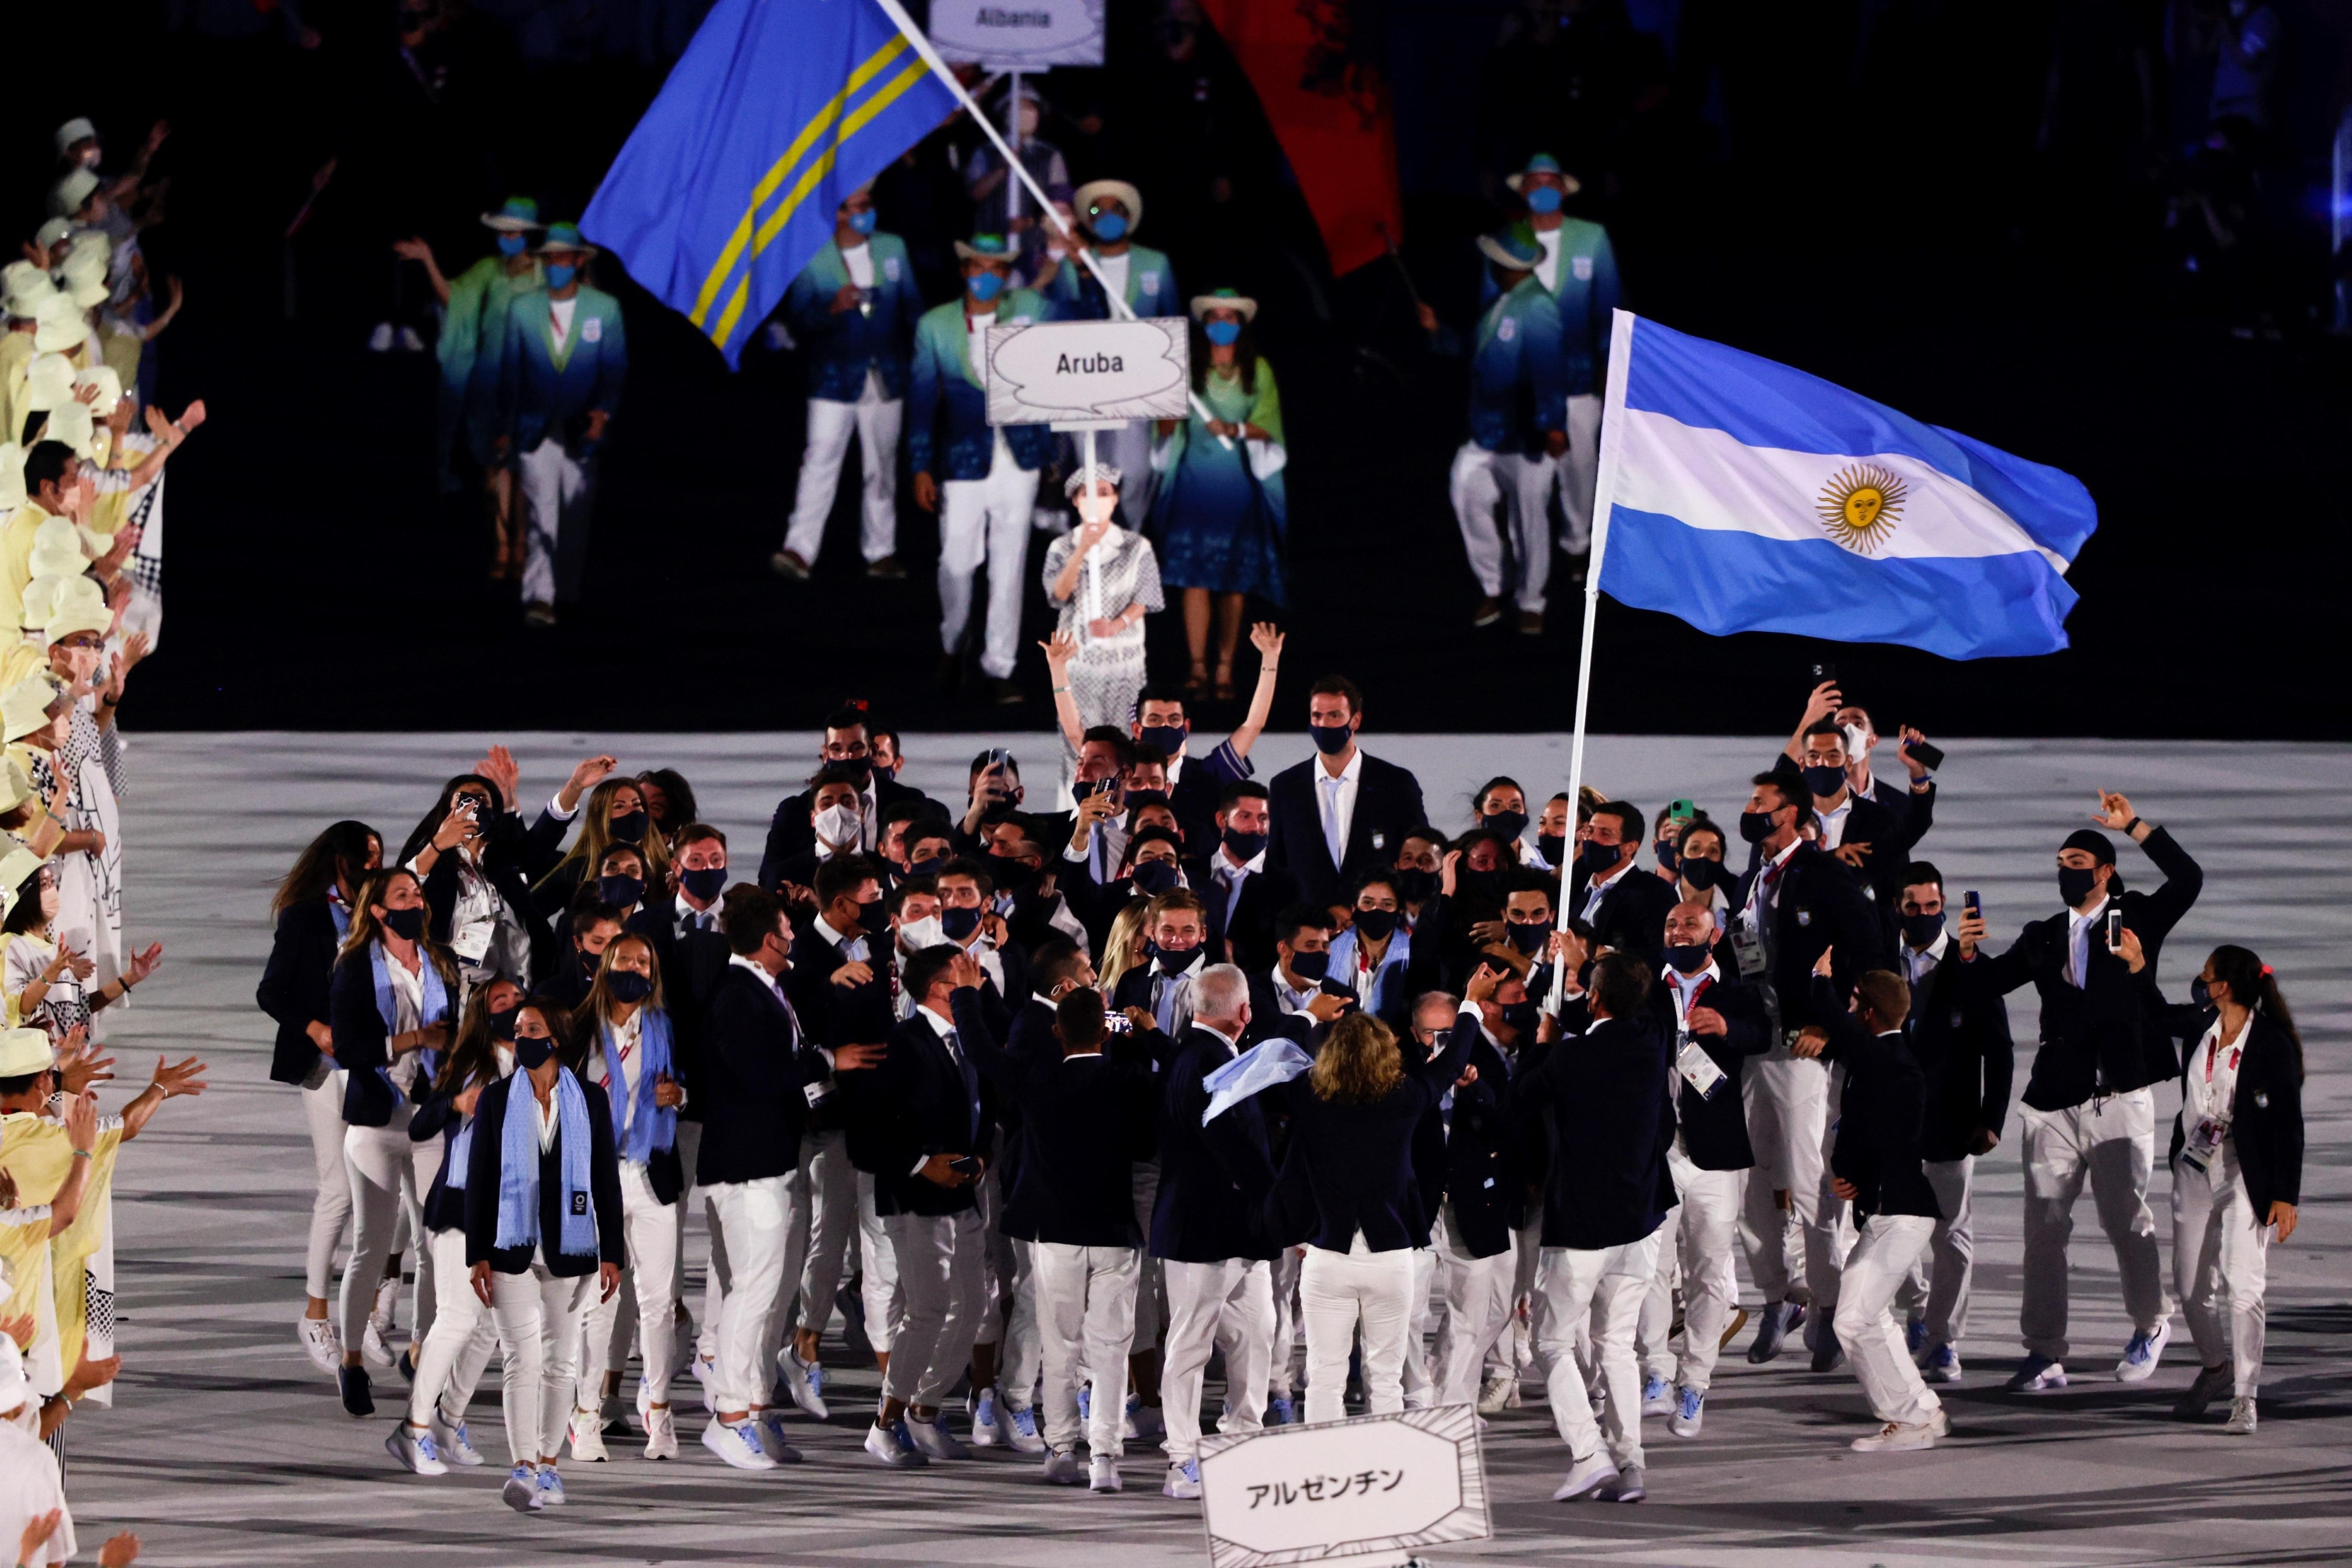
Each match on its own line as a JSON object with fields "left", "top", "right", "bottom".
{"left": 0, "top": 675, "right": 61, "bottom": 744}
{"left": 73, "top": 365, "right": 123, "bottom": 417}
{"left": 48, "top": 168, "right": 99, "bottom": 219}
{"left": 41, "top": 576, "right": 110, "bottom": 645}
{"left": 0, "top": 1023, "right": 55, "bottom": 1078}
{"left": 1073, "top": 179, "right": 1144, "bottom": 237}
{"left": 29, "top": 520, "right": 86, "bottom": 580}
{"left": 32, "top": 297, "right": 85, "bottom": 355}
{"left": 40, "top": 402, "right": 99, "bottom": 463}
{"left": 33, "top": 218, "right": 73, "bottom": 255}
{"left": 20, "top": 355, "right": 76, "bottom": 418}
{"left": 53, "top": 117, "right": 98, "bottom": 158}
{"left": 2, "top": 262, "right": 56, "bottom": 321}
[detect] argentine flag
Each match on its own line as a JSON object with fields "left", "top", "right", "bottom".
{"left": 1593, "top": 312, "right": 2097, "bottom": 659}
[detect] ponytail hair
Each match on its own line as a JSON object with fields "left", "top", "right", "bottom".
{"left": 2207, "top": 944, "right": 2302, "bottom": 1084}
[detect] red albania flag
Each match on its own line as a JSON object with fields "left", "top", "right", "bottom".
{"left": 1197, "top": 0, "right": 1405, "bottom": 274}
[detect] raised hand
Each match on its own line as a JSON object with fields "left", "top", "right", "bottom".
{"left": 1249, "top": 621, "right": 1285, "bottom": 661}
{"left": 150, "top": 1053, "right": 209, "bottom": 1101}
{"left": 2092, "top": 789, "right": 2136, "bottom": 833}
{"left": 125, "top": 942, "right": 163, "bottom": 986}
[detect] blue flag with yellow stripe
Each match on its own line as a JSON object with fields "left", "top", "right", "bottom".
{"left": 583, "top": 0, "right": 954, "bottom": 364}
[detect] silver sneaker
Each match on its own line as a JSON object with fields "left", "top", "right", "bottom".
{"left": 1600, "top": 1465, "right": 1645, "bottom": 1502}
{"left": 1552, "top": 1451, "right": 1619, "bottom": 1501}
{"left": 2222, "top": 1396, "right": 2257, "bottom": 1435}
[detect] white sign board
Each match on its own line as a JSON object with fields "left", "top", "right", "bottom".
{"left": 985, "top": 317, "right": 1190, "bottom": 426}
{"left": 1197, "top": 1405, "right": 1490, "bottom": 1568}
{"left": 929, "top": 0, "right": 1105, "bottom": 68}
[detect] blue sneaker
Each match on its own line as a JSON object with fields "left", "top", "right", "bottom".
{"left": 1667, "top": 1386, "right": 1704, "bottom": 1437}
{"left": 806, "top": 1361, "right": 826, "bottom": 1399}
{"left": 1922, "top": 1343, "right": 1963, "bottom": 1383}
{"left": 1162, "top": 1457, "right": 1202, "bottom": 1499}
{"left": 1640, "top": 1375, "right": 1672, "bottom": 1415}
{"left": 1905, "top": 1318, "right": 1930, "bottom": 1357}
{"left": 534, "top": 1465, "right": 566, "bottom": 1506}
{"left": 2116, "top": 1321, "right": 2171, "bottom": 1384}
{"left": 1124, "top": 1396, "right": 1165, "bottom": 1443}
{"left": 1267, "top": 1395, "right": 1296, "bottom": 1427}
{"left": 1077, "top": 1383, "right": 1091, "bottom": 1423}
{"left": 501, "top": 1463, "right": 541, "bottom": 1512}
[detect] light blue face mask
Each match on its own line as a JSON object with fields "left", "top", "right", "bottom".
{"left": 497, "top": 232, "right": 528, "bottom": 257}
{"left": 847, "top": 208, "right": 878, "bottom": 235}
{"left": 968, "top": 271, "right": 1005, "bottom": 302}
{"left": 1525, "top": 186, "right": 1563, "bottom": 214}
{"left": 1203, "top": 319, "right": 1241, "bottom": 346}
{"left": 1090, "top": 211, "right": 1128, "bottom": 242}
{"left": 545, "top": 263, "right": 576, "bottom": 290}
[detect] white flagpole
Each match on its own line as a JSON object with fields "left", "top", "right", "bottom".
{"left": 1551, "top": 309, "right": 1637, "bottom": 1003}
{"left": 871, "top": 0, "right": 1231, "bottom": 445}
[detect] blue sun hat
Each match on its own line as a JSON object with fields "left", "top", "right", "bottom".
{"left": 1476, "top": 222, "right": 1546, "bottom": 271}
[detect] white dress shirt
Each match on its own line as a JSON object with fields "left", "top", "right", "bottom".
{"left": 1814, "top": 792, "right": 1854, "bottom": 848}
{"left": 1315, "top": 748, "right": 1365, "bottom": 869}
{"left": 1578, "top": 855, "right": 1637, "bottom": 924}
{"left": 1212, "top": 842, "right": 1265, "bottom": 931}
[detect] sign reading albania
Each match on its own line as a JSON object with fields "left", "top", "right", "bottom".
{"left": 929, "top": 0, "right": 1105, "bottom": 68}
{"left": 984, "top": 317, "right": 1191, "bottom": 426}
{"left": 1196, "top": 1405, "right": 1491, "bottom": 1567}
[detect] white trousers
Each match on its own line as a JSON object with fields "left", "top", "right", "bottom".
{"left": 1400, "top": 1246, "right": 1440, "bottom": 1408}
{"left": 1896, "top": 1157, "right": 1975, "bottom": 1348}
{"left": 784, "top": 378, "right": 901, "bottom": 564}
{"left": 1129, "top": 1164, "right": 1165, "bottom": 1351}
{"left": 405, "top": 1226, "right": 500, "bottom": 1431}
{"left": 1035, "top": 1242, "right": 1140, "bottom": 1455}
{"left": 303, "top": 1075, "right": 354, "bottom": 1300}
{"left": 1492, "top": 1206, "right": 1547, "bottom": 1379}
{"left": 883, "top": 1209, "right": 986, "bottom": 1408}
{"left": 1266, "top": 1244, "right": 1302, "bottom": 1399}
{"left": 488, "top": 1263, "right": 595, "bottom": 1465}
{"left": 2017, "top": 1089, "right": 2171, "bottom": 1360}
{"left": 1535, "top": 1231, "right": 1658, "bottom": 1468}
{"left": 1161, "top": 1256, "right": 1274, "bottom": 1460}
{"left": 787, "top": 1128, "right": 857, "bottom": 1339}
{"left": 516, "top": 439, "right": 593, "bottom": 606}
{"left": 855, "top": 1170, "right": 903, "bottom": 1354}
{"left": 937, "top": 447, "right": 1040, "bottom": 679}
{"left": 1299, "top": 1238, "right": 1415, "bottom": 1426}
{"left": 1834, "top": 1214, "right": 1941, "bottom": 1427}
{"left": 1555, "top": 393, "right": 1603, "bottom": 554}
{"left": 580, "top": 1165, "right": 681, "bottom": 1408}
{"left": 2172, "top": 1144, "right": 2269, "bottom": 1397}
{"left": 1001, "top": 1236, "right": 1043, "bottom": 1410}
{"left": 1449, "top": 442, "right": 1555, "bottom": 613}
{"left": 1739, "top": 1053, "right": 1847, "bottom": 1309}
{"left": 701, "top": 1175, "right": 793, "bottom": 1412}
{"left": 337, "top": 1119, "right": 430, "bottom": 1353}
{"left": 1428, "top": 1207, "right": 1515, "bottom": 1410}
{"left": 1647, "top": 1149, "right": 1745, "bottom": 1393}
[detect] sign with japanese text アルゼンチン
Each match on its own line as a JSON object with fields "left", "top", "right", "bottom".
{"left": 1196, "top": 1404, "right": 1490, "bottom": 1567}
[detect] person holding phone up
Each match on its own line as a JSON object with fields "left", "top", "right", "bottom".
{"left": 1955, "top": 790, "right": 2203, "bottom": 1395}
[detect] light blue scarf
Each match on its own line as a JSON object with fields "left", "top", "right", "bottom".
{"left": 370, "top": 943, "right": 449, "bottom": 1105}
{"left": 495, "top": 1069, "right": 598, "bottom": 1258}
{"left": 600, "top": 1008, "right": 677, "bottom": 1167}
{"left": 1202, "top": 1036, "right": 1312, "bottom": 1123}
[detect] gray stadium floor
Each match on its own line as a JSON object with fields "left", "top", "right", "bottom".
{"left": 63, "top": 731, "right": 2351, "bottom": 1566}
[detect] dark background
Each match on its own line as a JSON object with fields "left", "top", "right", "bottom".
{"left": 14, "top": 0, "right": 2352, "bottom": 737}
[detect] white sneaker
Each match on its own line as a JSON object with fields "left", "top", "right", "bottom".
{"left": 1921, "top": 1344, "right": 1964, "bottom": 1383}
{"left": 1927, "top": 1406, "right": 1950, "bottom": 1438}
{"left": 1042, "top": 1448, "right": 1086, "bottom": 1485}
{"left": 534, "top": 1465, "right": 566, "bottom": 1506}
{"left": 752, "top": 1410, "right": 804, "bottom": 1463}
{"left": 777, "top": 1346, "right": 830, "bottom": 1421}
{"left": 1666, "top": 1386, "right": 1704, "bottom": 1438}
{"left": 1640, "top": 1375, "right": 1673, "bottom": 1415}
{"left": 1600, "top": 1465, "right": 1645, "bottom": 1503}
{"left": 567, "top": 1409, "right": 608, "bottom": 1462}
{"left": 643, "top": 1406, "right": 678, "bottom": 1460}
{"left": 1004, "top": 1403, "right": 1047, "bottom": 1454}
{"left": 1122, "top": 1397, "right": 1165, "bottom": 1443}
{"left": 385, "top": 1422, "right": 447, "bottom": 1476}
{"left": 1163, "top": 1458, "right": 1202, "bottom": 1498}
{"left": 2223, "top": 1396, "right": 2257, "bottom": 1435}
{"left": 701, "top": 1417, "right": 778, "bottom": 1471}
{"left": 367, "top": 322, "right": 396, "bottom": 352}
{"left": 1553, "top": 1451, "right": 1619, "bottom": 1500}
{"left": 397, "top": 325, "right": 426, "bottom": 353}
{"left": 864, "top": 1419, "right": 929, "bottom": 1468}
{"left": 297, "top": 1317, "right": 340, "bottom": 1375}
{"left": 1476, "top": 1368, "right": 1514, "bottom": 1414}
{"left": 501, "top": 1463, "right": 542, "bottom": 1512}
{"left": 904, "top": 1412, "right": 970, "bottom": 1459}
{"left": 1089, "top": 1455, "right": 1123, "bottom": 1492}
{"left": 1850, "top": 1420, "right": 1938, "bottom": 1452}
{"left": 360, "top": 1321, "right": 395, "bottom": 1369}
{"left": 429, "top": 1413, "right": 483, "bottom": 1467}
{"left": 2116, "top": 1320, "right": 2171, "bottom": 1384}
{"left": 689, "top": 1354, "right": 718, "bottom": 1413}
{"left": 2005, "top": 1355, "right": 2067, "bottom": 1392}
{"left": 968, "top": 1385, "right": 1006, "bottom": 1446}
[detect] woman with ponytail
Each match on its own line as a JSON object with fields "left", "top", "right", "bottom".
{"left": 464, "top": 997, "right": 624, "bottom": 1511}
{"left": 566, "top": 932, "right": 687, "bottom": 1463}
{"left": 2126, "top": 935, "right": 2303, "bottom": 1435}
{"left": 384, "top": 977, "right": 522, "bottom": 1479}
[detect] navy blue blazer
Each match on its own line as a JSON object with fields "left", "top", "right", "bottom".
{"left": 258, "top": 897, "right": 341, "bottom": 1086}
{"left": 1732, "top": 843, "right": 1887, "bottom": 1032}
{"left": 694, "top": 963, "right": 835, "bottom": 1186}
{"left": 1426, "top": 1030, "right": 1519, "bottom": 1258}
{"left": 328, "top": 945, "right": 457, "bottom": 1128}
{"left": 1263, "top": 752, "right": 1428, "bottom": 913}
{"left": 851, "top": 1009, "right": 998, "bottom": 1218}
{"left": 1152, "top": 1025, "right": 1282, "bottom": 1263}
{"left": 463, "top": 1070, "right": 626, "bottom": 1276}
{"left": 1512, "top": 1013, "right": 1674, "bottom": 1250}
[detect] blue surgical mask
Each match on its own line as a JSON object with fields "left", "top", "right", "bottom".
{"left": 847, "top": 208, "right": 878, "bottom": 235}
{"left": 1090, "top": 212, "right": 1128, "bottom": 242}
{"left": 1525, "top": 186, "right": 1563, "bottom": 215}
{"left": 545, "top": 263, "right": 576, "bottom": 290}
{"left": 968, "top": 271, "right": 1005, "bottom": 302}
{"left": 1204, "top": 319, "right": 1240, "bottom": 347}
{"left": 497, "top": 232, "right": 528, "bottom": 257}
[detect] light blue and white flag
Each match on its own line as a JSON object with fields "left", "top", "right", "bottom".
{"left": 1593, "top": 311, "right": 2097, "bottom": 659}
{"left": 1201, "top": 1036, "right": 1313, "bottom": 1125}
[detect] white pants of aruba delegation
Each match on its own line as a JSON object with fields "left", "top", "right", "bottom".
{"left": 1555, "top": 393, "right": 1602, "bottom": 555}
{"left": 1450, "top": 443, "right": 1554, "bottom": 614}
{"left": 937, "top": 437, "right": 1040, "bottom": 680}
{"left": 783, "top": 373, "right": 901, "bottom": 566}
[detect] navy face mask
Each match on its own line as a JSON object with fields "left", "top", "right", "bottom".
{"left": 1663, "top": 942, "right": 1711, "bottom": 973}
{"left": 2190, "top": 976, "right": 2212, "bottom": 1009}
{"left": 1901, "top": 912, "right": 1944, "bottom": 948}
{"left": 1311, "top": 724, "right": 1353, "bottom": 756}
{"left": 1802, "top": 764, "right": 1847, "bottom": 797}
{"left": 1287, "top": 949, "right": 1330, "bottom": 981}
{"left": 681, "top": 866, "right": 727, "bottom": 903}
{"left": 608, "top": 810, "right": 649, "bottom": 844}
{"left": 1575, "top": 840, "right": 1622, "bottom": 878}
{"left": 1535, "top": 833, "right": 1566, "bottom": 868}
{"left": 1653, "top": 840, "right": 1679, "bottom": 871}
{"left": 1483, "top": 809, "right": 1528, "bottom": 843}
{"left": 857, "top": 897, "right": 891, "bottom": 935}
{"left": 1157, "top": 941, "right": 1204, "bottom": 972}
{"left": 1394, "top": 868, "right": 1437, "bottom": 902}
{"left": 513, "top": 1033, "right": 555, "bottom": 1070}
{"left": 605, "top": 970, "right": 653, "bottom": 1004}
{"left": 382, "top": 906, "right": 426, "bottom": 941}
{"left": 1498, "top": 1000, "right": 1539, "bottom": 1039}
{"left": 1353, "top": 907, "right": 1400, "bottom": 940}
{"left": 1680, "top": 857, "right": 1727, "bottom": 891}
{"left": 1132, "top": 860, "right": 1180, "bottom": 895}
{"left": 597, "top": 873, "right": 644, "bottom": 907}
{"left": 1506, "top": 921, "right": 1550, "bottom": 955}
{"left": 1221, "top": 827, "right": 1267, "bottom": 861}
{"left": 488, "top": 1006, "right": 521, "bottom": 1040}
{"left": 2058, "top": 865, "right": 2100, "bottom": 907}
{"left": 1738, "top": 809, "right": 1779, "bottom": 844}
{"left": 907, "top": 856, "right": 948, "bottom": 881}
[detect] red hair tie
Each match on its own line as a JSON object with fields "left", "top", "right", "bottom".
{"left": 2260, "top": 964, "right": 2273, "bottom": 976}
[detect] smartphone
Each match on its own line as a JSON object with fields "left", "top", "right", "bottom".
{"left": 1079, "top": 777, "right": 1116, "bottom": 800}
{"left": 1811, "top": 661, "right": 1837, "bottom": 686}
{"left": 1669, "top": 798, "right": 1696, "bottom": 820}
{"left": 2105, "top": 905, "right": 2123, "bottom": 953}
{"left": 948, "top": 1155, "right": 983, "bottom": 1176}
{"left": 1905, "top": 736, "right": 1946, "bottom": 771}
{"left": 1963, "top": 890, "right": 1981, "bottom": 921}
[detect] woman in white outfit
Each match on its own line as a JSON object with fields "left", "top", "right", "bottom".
{"left": 568, "top": 933, "right": 687, "bottom": 1462}
{"left": 254, "top": 820, "right": 379, "bottom": 1374}
{"left": 463, "top": 997, "right": 623, "bottom": 1512}
{"left": 1041, "top": 466, "right": 1162, "bottom": 803}
{"left": 2135, "top": 937, "right": 2303, "bottom": 1436}
{"left": 383, "top": 976, "right": 521, "bottom": 1477}
{"left": 326, "top": 867, "right": 457, "bottom": 1418}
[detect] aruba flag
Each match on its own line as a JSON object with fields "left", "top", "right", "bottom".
{"left": 583, "top": 0, "right": 956, "bottom": 364}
